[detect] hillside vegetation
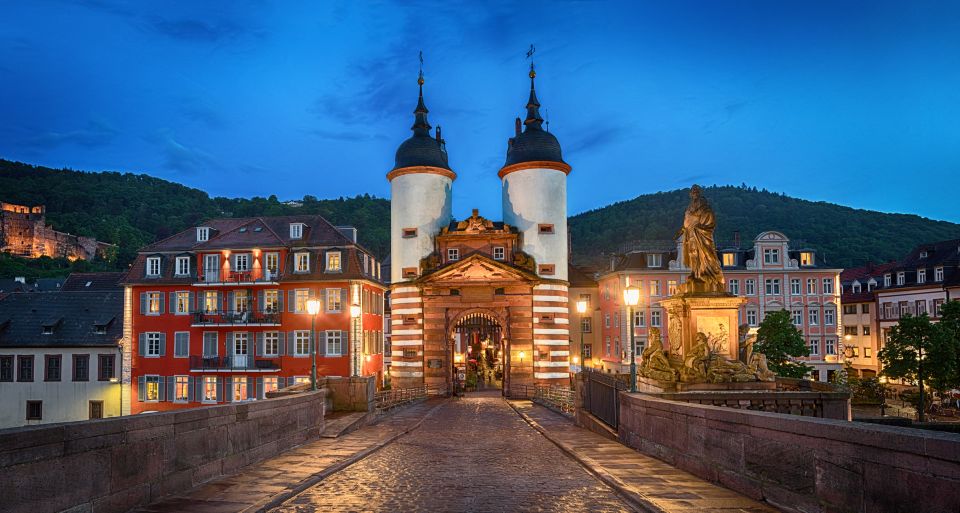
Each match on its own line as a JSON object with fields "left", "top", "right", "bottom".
{"left": 1, "top": 160, "right": 957, "bottom": 277}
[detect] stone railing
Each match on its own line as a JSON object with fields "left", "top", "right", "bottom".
{"left": 0, "top": 390, "right": 326, "bottom": 513}
{"left": 618, "top": 392, "right": 960, "bottom": 513}
{"left": 651, "top": 390, "right": 850, "bottom": 420}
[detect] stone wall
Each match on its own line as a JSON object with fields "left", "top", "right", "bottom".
{"left": 619, "top": 392, "right": 960, "bottom": 513}
{"left": 0, "top": 390, "right": 326, "bottom": 513}
{"left": 650, "top": 390, "right": 851, "bottom": 420}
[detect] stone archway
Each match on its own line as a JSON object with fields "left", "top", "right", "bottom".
{"left": 448, "top": 308, "right": 509, "bottom": 393}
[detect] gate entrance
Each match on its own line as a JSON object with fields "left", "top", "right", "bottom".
{"left": 451, "top": 311, "right": 505, "bottom": 394}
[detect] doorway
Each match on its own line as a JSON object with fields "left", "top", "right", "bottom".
{"left": 451, "top": 311, "right": 505, "bottom": 394}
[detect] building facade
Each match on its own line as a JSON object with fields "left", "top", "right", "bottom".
{"left": 568, "top": 265, "right": 599, "bottom": 371}
{"left": 0, "top": 201, "right": 113, "bottom": 260}
{"left": 839, "top": 262, "right": 898, "bottom": 377}
{"left": 876, "top": 239, "right": 960, "bottom": 351}
{"left": 598, "top": 231, "right": 844, "bottom": 381}
{"left": 123, "top": 216, "right": 385, "bottom": 414}
{"left": 0, "top": 289, "right": 123, "bottom": 428}
{"left": 387, "top": 68, "right": 572, "bottom": 393}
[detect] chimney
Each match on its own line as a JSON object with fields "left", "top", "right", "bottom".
{"left": 733, "top": 230, "right": 740, "bottom": 248}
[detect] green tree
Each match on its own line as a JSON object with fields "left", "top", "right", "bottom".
{"left": 879, "top": 313, "right": 952, "bottom": 422}
{"left": 934, "top": 301, "right": 960, "bottom": 393}
{"left": 753, "top": 309, "right": 813, "bottom": 378}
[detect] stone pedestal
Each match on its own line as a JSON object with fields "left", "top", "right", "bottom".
{"left": 659, "top": 293, "right": 746, "bottom": 361}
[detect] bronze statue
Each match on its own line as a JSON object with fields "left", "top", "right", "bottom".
{"left": 639, "top": 328, "right": 677, "bottom": 382}
{"left": 678, "top": 185, "right": 724, "bottom": 294}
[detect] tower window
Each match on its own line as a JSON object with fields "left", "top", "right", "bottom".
{"left": 538, "top": 224, "right": 555, "bottom": 234}
{"left": 402, "top": 228, "right": 417, "bottom": 238}
{"left": 402, "top": 267, "right": 418, "bottom": 278}
{"left": 495, "top": 287, "right": 505, "bottom": 295}
{"left": 450, "top": 289, "right": 460, "bottom": 296}
{"left": 493, "top": 247, "right": 505, "bottom": 260}
{"left": 447, "top": 248, "right": 460, "bottom": 262}
{"left": 539, "top": 264, "right": 556, "bottom": 275}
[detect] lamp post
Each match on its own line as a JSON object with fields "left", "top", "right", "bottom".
{"left": 576, "top": 299, "right": 588, "bottom": 370}
{"left": 350, "top": 303, "right": 362, "bottom": 376}
{"left": 623, "top": 285, "right": 640, "bottom": 392}
{"left": 307, "top": 299, "right": 321, "bottom": 390}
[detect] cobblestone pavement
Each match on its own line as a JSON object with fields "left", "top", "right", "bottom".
{"left": 134, "top": 400, "right": 442, "bottom": 513}
{"left": 511, "top": 401, "right": 778, "bottom": 513}
{"left": 272, "top": 390, "right": 635, "bottom": 513}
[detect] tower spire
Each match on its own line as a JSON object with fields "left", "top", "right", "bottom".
{"left": 524, "top": 44, "right": 544, "bottom": 130}
{"left": 412, "top": 50, "right": 431, "bottom": 135}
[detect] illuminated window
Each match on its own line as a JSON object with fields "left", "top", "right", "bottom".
{"left": 668, "top": 280, "right": 678, "bottom": 295}
{"left": 233, "top": 376, "right": 249, "bottom": 401}
{"left": 175, "top": 376, "right": 189, "bottom": 402}
{"left": 800, "top": 252, "right": 814, "bottom": 266}
{"left": 326, "top": 251, "right": 342, "bottom": 272}
{"left": 203, "top": 376, "right": 217, "bottom": 402}
{"left": 234, "top": 290, "right": 250, "bottom": 312}
{"left": 264, "top": 290, "right": 279, "bottom": 312}
{"left": 146, "top": 292, "right": 162, "bottom": 315}
{"left": 326, "top": 288, "right": 342, "bottom": 312}
{"left": 175, "top": 291, "right": 190, "bottom": 315}
{"left": 722, "top": 253, "right": 736, "bottom": 267}
{"left": 145, "top": 375, "right": 160, "bottom": 402}
{"left": 265, "top": 252, "right": 279, "bottom": 275}
{"left": 649, "top": 280, "right": 661, "bottom": 296}
{"left": 263, "top": 376, "right": 279, "bottom": 396}
{"left": 203, "top": 290, "right": 218, "bottom": 313}
{"left": 294, "top": 289, "right": 309, "bottom": 313}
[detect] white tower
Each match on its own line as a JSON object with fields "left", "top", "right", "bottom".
{"left": 500, "top": 67, "right": 571, "bottom": 281}
{"left": 388, "top": 75, "right": 455, "bottom": 284}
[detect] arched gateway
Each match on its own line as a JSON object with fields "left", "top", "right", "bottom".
{"left": 387, "top": 65, "right": 572, "bottom": 395}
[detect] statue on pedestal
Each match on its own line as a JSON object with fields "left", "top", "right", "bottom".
{"left": 639, "top": 328, "right": 677, "bottom": 382}
{"left": 678, "top": 185, "right": 725, "bottom": 294}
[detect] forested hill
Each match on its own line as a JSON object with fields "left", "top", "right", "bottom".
{"left": 0, "top": 160, "right": 389, "bottom": 268}
{"left": 2, "top": 160, "right": 958, "bottom": 276}
{"left": 568, "top": 185, "right": 960, "bottom": 269}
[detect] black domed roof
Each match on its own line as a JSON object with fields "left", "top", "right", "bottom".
{"left": 504, "top": 72, "right": 566, "bottom": 168}
{"left": 392, "top": 82, "right": 451, "bottom": 172}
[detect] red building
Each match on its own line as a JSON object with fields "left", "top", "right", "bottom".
{"left": 123, "top": 216, "right": 385, "bottom": 414}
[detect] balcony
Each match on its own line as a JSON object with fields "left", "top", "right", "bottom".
{"left": 189, "top": 355, "right": 280, "bottom": 372}
{"left": 191, "top": 310, "right": 281, "bottom": 327}
{"left": 194, "top": 269, "right": 281, "bottom": 286}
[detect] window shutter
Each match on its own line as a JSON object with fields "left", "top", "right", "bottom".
{"left": 277, "top": 376, "right": 286, "bottom": 389}
{"left": 227, "top": 333, "right": 235, "bottom": 357}
{"left": 341, "top": 330, "right": 348, "bottom": 355}
{"left": 225, "top": 376, "right": 234, "bottom": 402}
{"left": 158, "top": 333, "right": 167, "bottom": 356}
{"left": 256, "top": 332, "right": 265, "bottom": 355}
{"left": 256, "top": 377, "right": 263, "bottom": 400}
{"left": 228, "top": 291, "right": 236, "bottom": 312}
{"left": 287, "top": 332, "right": 296, "bottom": 355}
{"left": 216, "top": 376, "right": 223, "bottom": 402}
{"left": 158, "top": 293, "right": 165, "bottom": 314}
{"left": 258, "top": 290, "right": 265, "bottom": 312}
{"left": 278, "top": 332, "right": 286, "bottom": 355}
{"left": 139, "top": 293, "right": 147, "bottom": 315}
{"left": 277, "top": 290, "right": 284, "bottom": 312}
{"left": 165, "top": 376, "right": 174, "bottom": 402}
{"left": 137, "top": 376, "right": 145, "bottom": 402}
{"left": 318, "top": 331, "right": 326, "bottom": 356}
{"left": 341, "top": 288, "right": 348, "bottom": 310}
{"left": 188, "top": 292, "right": 196, "bottom": 314}
{"left": 216, "top": 291, "right": 223, "bottom": 312}
{"left": 288, "top": 290, "right": 295, "bottom": 312}
{"left": 169, "top": 293, "right": 177, "bottom": 314}
{"left": 138, "top": 333, "right": 146, "bottom": 356}
{"left": 188, "top": 376, "right": 195, "bottom": 402}
{"left": 194, "top": 377, "right": 203, "bottom": 402}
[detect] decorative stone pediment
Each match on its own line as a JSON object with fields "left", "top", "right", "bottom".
{"left": 418, "top": 253, "right": 538, "bottom": 284}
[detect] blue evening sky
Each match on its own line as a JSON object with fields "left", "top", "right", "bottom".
{"left": 2, "top": 1, "right": 959, "bottom": 221}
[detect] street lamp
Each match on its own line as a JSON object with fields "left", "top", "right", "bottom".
{"left": 350, "top": 303, "right": 362, "bottom": 376}
{"left": 307, "top": 299, "right": 321, "bottom": 390}
{"left": 576, "top": 299, "right": 588, "bottom": 370}
{"left": 623, "top": 285, "right": 640, "bottom": 392}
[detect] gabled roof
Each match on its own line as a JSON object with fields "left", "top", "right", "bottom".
{"left": 568, "top": 264, "right": 597, "bottom": 288}
{"left": 418, "top": 253, "right": 539, "bottom": 284}
{"left": 0, "top": 291, "right": 122, "bottom": 348}
{"left": 61, "top": 272, "right": 125, "bottom": 291}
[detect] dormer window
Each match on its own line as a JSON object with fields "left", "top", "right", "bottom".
{"left": 883, "top": 274, "right": 891, "bottom": 287}
{"left": 493, "top": 247, "right": 505, "bottom": 260}
{"left": 175, "top": 256, "right": 190, "bottom": 276}
{"left": 800, "top": 252, "right": 814, "bottom": 266}
{"left": 290, "top": 223, "right": 304, "bottom": 239}
{"left": 326, "top": 251, "right": 342, "bottom": 272}
{"left": 294, "top": 252, "right": 309, "bottom": 273}
{"left": 917, "top": 269, "right": 927, "bottom": 284}
{"left": 93, "top": 324, "right": 107, "bottom": 335}
{"left": 852, "top": 282, "right": 861, "bottom": 293}
{"left": 763, "top": 248, "right": 780, "bottom": 265}
{"left": 920, "top": 250, "right": 928, "bottom": 258}
{"left": 935, "top": 266, "right": 944, "bottom": 282}
{"left": 896, "top": 272, "right": 905, "bottom": 286}
{"left": 646, "top": 254, "right": 662, "bottom": 268}
{"left": 867, "top": 281, "right": 875, "bottom": 291}
{"left": 722, "top": 253, "right": 736, "bottom": 267}
{"left": 197, "top": 227, "right": 210, "bottom": 242}
{"left": 42, "top": 325, "right": 54, "bottom": 335}
{"left": 448, "top": 248, "right": 460, "bottom": 262}
{"left": 146, "top": 257, "right": 161, "bottom": 277}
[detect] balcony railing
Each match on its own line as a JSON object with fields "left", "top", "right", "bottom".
{"left": 192, "top": 310, "right": 281, "bottom": 325}
{"left": 197, "top": 269, "right": 281, "bottom": 284}
{"left": 189, "top": 355, "right": 280, "bottom": 371}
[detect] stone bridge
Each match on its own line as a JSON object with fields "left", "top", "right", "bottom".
{"left": 2, "top": 388, "right": 959, "bottom": 513}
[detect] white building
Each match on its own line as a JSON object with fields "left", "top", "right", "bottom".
{"left": 0, "top": 288, "right": 124, "bottom": 428}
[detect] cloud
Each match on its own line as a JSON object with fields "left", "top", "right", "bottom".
{"left": 142, "top": 15, "right": 246, "bottom": 43}
{"left": 564, "top": 124, "right": 634, "bottom": 155}
{"left": 307, "top": 129, "right": 388, "bottom": 142}
{"left": 702, "top": 99, "right": 750, "bottom": 133}
{"left": 21, "top": 120, "right": 118, "bottom": 149}
{"left": 179, "top": 98, "right": 226, "bottom": 129}
{"left": 159, "top": 135, "right": 219, "bottom": 175}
